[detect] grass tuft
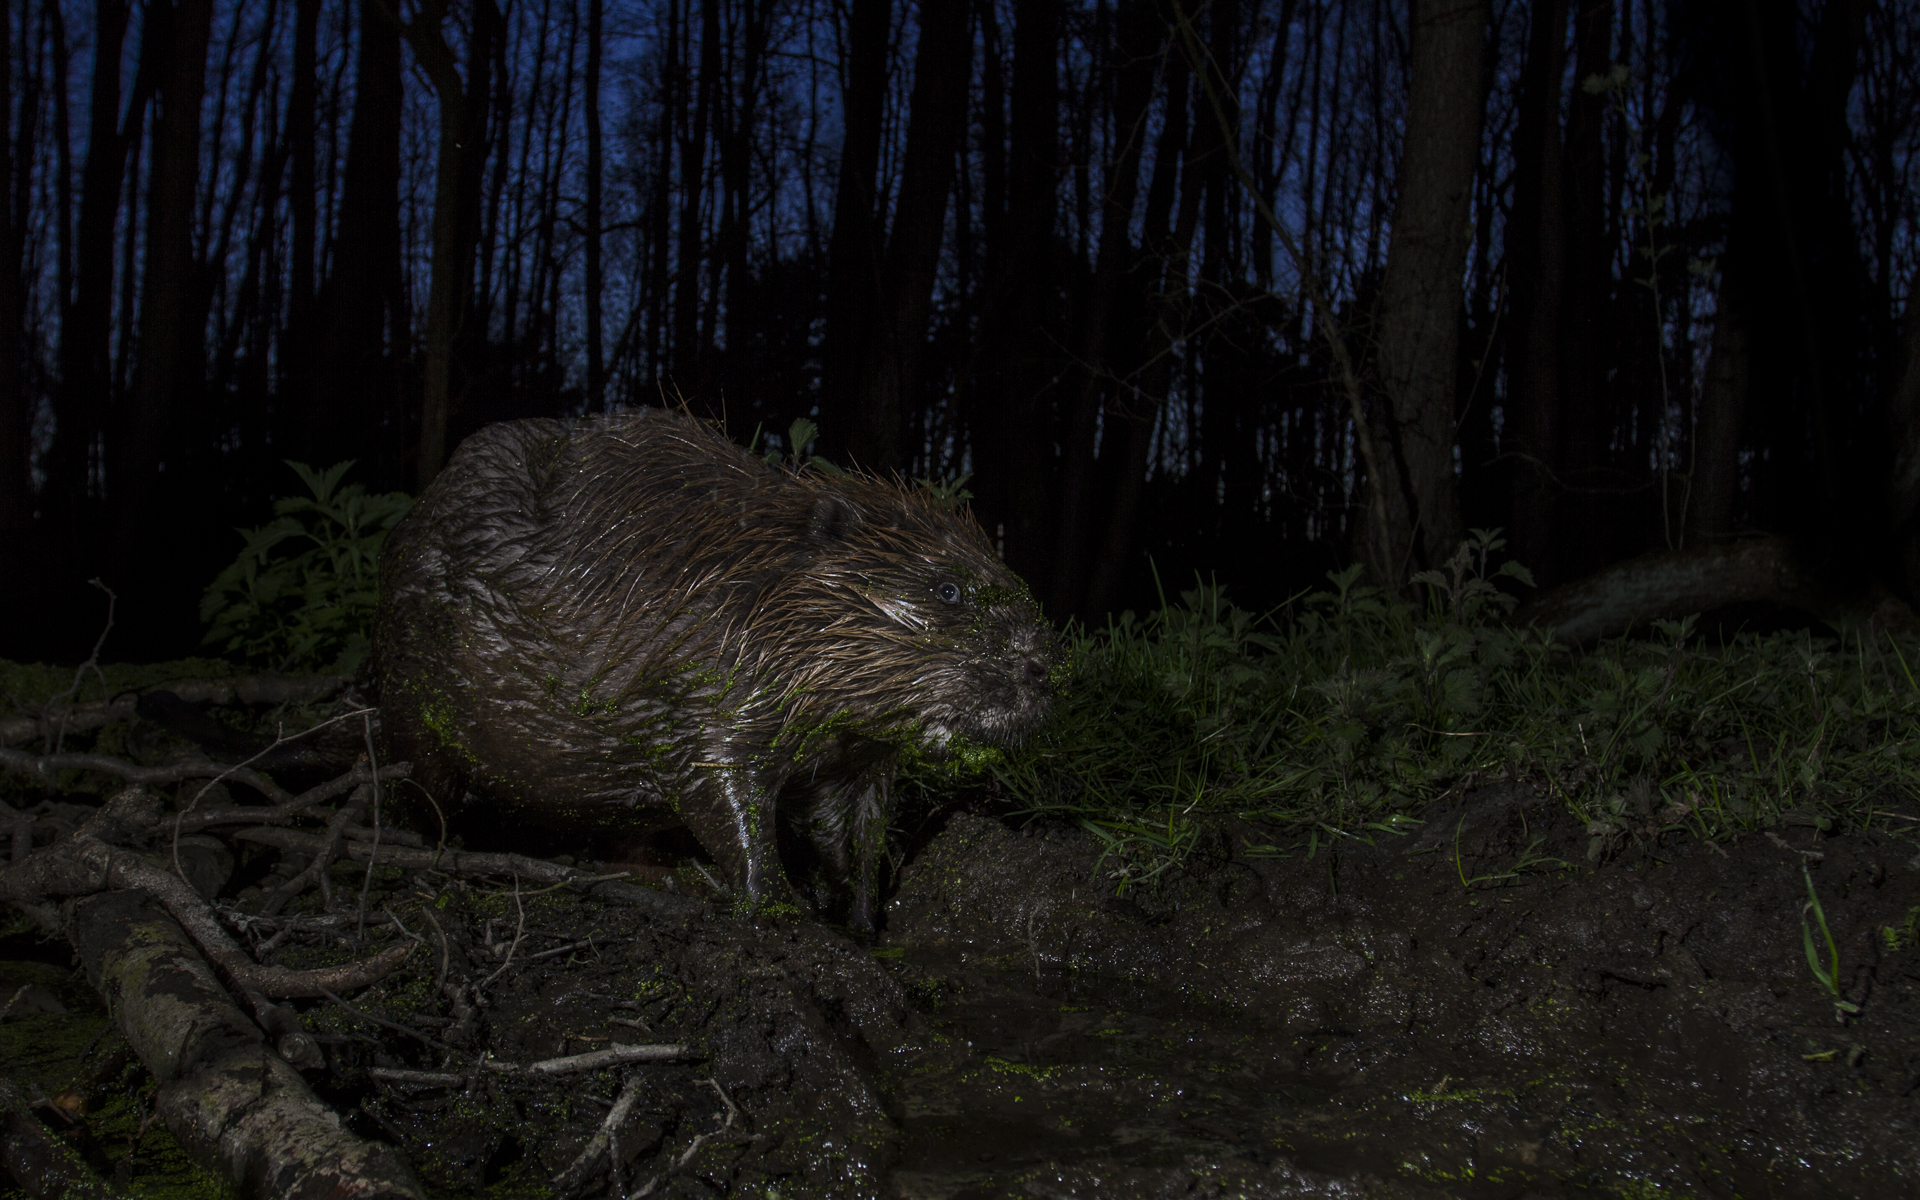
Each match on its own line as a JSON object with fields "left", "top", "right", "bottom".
{"left": 910, "top": 532, "right": 1920, "bottom": 890}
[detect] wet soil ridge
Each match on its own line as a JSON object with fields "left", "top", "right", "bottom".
{"left": 4, "top": 709, "right": 1919, "bottom": 1197}
{"left": 881, "top": 790, "right": 1920, "bottom": 1197}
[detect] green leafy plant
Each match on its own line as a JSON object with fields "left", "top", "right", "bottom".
{"left": 752, "top": 416, "right": 844, "bottom": 475}
{"left": 1881, "top": 907, "right": 1920, "bottom": 952}
{"left": 200, "top": 461, "right": 414, "bottom": 675}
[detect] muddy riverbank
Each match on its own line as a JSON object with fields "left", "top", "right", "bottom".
{"left": 879, "top": 786, "right": 1920, "bottom": 1196}
{"left": 4, "top": 782, "right": 1917, "bottom": 1198}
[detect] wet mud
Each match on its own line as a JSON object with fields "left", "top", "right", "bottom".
{"left": 878, "top": 786, "right": 1920, "bottom": 1197}
{"left": 6, "top": 783, "right": 1919, "bottom": 1198}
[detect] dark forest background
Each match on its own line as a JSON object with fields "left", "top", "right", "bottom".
{"left": 0, "top": 0, "right": 1915, "bottom": 662}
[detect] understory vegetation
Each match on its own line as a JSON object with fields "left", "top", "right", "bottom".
{"left": 923, "top": 531, "right": 1920, "bottom": 892}
{"left": 9, "top": 521, "right": 1920, "bottom": 899}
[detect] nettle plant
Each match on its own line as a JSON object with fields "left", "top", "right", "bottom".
{"left": 201, "top": 461, "right": 414, "bottom": 675}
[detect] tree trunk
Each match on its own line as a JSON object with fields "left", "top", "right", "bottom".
{"left": 1359, "top": 0, "right": 1488, "bottom": 588}
{"left": 984, "top": 0, "right": 1059, "bottom": 588}
{"left": 1054, "top": 0, "right": 1160, "bottom": 618}
{"left": 312, "top": 0, "right": 406, "bottom": 481}
{"left": 1684, "top": 294, "right": 1750, "bottom": 545}
{"left": 1887, "top": 274, "right": 1920, "bottom": 598}
{"left": 1553, "top": 0, "right": 1616, "bottom": 581}
{"left": 111, "top": 0, "right": 212, "bottom": 569}
{"left": 0, "top": 0, "right": 31, "bottom": 549}
{"left": 1085, "top": 8, "right": 1190, "bottom": 618}
{"left": 584, "top": 0, "right": 605, "bottom": 413}
{"left": 48, "top": 0, "right": 136, "bottom": 547}
{"left": 673, "top": 0, "right": 719, "bottom": 394}
{"left": 717, "top": 0, "right": 771, "bottom": 428}
{"left": 848, "top": 0, "right": 968, "bottom": 473}
{"left": 403, "top": 0, "right": 502, "bottom": 485}
{"left": 284, "top": 0, "right": 318, "bottom": 407}
{"left": 824, "top": 0, "right": 890, "bottom": 462}
{"left": 1504, "top": 0, "right": 1569, "bottom": 580}
{"left": 643, "top": 0, "right": 680, "bottom": 387}
{"left": 1516, "top": 535, "right": 1912, "bottom": 644}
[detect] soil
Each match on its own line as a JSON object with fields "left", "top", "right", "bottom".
{"left": 5, "top": 782, "right": 1920, "bottom": 1198}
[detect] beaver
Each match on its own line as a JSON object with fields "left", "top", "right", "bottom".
{"left": 374, "top": 407, "right": 1059, "bottom": 929}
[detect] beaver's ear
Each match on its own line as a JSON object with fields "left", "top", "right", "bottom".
{"left": 808, "top": 496, "right": 861, "bottom": 544}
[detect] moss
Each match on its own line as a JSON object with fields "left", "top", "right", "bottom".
{"left": 411, "top": 686, "right": 485, "bottom": 770}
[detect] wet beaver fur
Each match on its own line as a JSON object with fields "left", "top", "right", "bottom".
{"left": 374, "top": 407, "right": 1058, "bottom": 929}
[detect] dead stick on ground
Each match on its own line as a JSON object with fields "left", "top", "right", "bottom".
{"left": 480, "top": 872, "right": 527, "bottom": 990}
{"left": 170, "top": 761, "right": 410, "bottom": 833}
{"left": 48, "top": 579, "right": 116, "bottom": 758}
{"left": 550, "top": 1071, "right": 647, "bottom": 1196}
{"left": 259, "top": 792, "right": 368, "bottom": 916}
{"left": 356, "top": 710, "right": 385, "bottom": 941}
{"left": 2, "top": 835, "right": 411, "bottom": 997}
{"left": 226, "top": 826, "right": 707, "bottom": 919}
{"left": 0, "top": 748, "right": 295, "bottom": 804}
{"left": 69, "top": 891, "right": 425, "bottom": 1198}
{"left": 368, "top": 1044, "right": 698, "bottom": 1088}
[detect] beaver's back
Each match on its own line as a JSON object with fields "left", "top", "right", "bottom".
{"left": 375, "top": 410, "right": 809, "bottom": 822}
{"left": 376, "top": 407, "right": 1058, "bottom": 922}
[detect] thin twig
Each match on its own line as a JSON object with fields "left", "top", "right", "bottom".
{"left": 368, "top": 1043, "right": 697, "bottom": 1088}
{"left": 259, "top": 793, "right": 369, "bottom": 917}
{"left": 357, "top": 712, "right": 383, "bottom": 942}
{"left": 481, "top": 872, "right": 527, "bottom": 989}
{"left": 421, "top": 905, "right": 451, "bottom": 996}
{"left": 5, "top": 834, "right": 412, "bottom": 997}
{"left": 0, "top": 800, "right": 29, "bottom": 865}
{"left": 315, "top": 985, "right": 452, "bottom": 1052}
{"left": 0, "top": 983, "right": 31, "bottom": 1022}
{"left": 169, "top": 761, "right": 411, "bottom": 833}
{"left": 50, "top": 580, "right": 116, "bottom": 757}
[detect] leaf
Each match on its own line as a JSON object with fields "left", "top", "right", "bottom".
{"left": 286, "top": 459, "right": 356, "bottom": 504}
{"left": 1496, "top": 561, "right": 1535, "bottom": 587}
{"left": 786, "top": 417, "right": 819, "bottom": 458}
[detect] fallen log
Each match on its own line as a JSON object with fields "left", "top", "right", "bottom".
{"left": 0, "top": 676, "right": 348, "bottom": 748}
{"left": 1516, "top": 535, "right": 1919, "bottom": 643}
{"left": 68, "top": 890, "right": 424, "bottom": 1200}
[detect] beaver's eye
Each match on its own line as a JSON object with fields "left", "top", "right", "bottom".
{"left": 936, "top": 582, "right": 963, "bottom": 604}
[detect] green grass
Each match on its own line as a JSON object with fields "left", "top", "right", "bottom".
{"left": 918, "top": 531, "right": 1920, "bottom": 890}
